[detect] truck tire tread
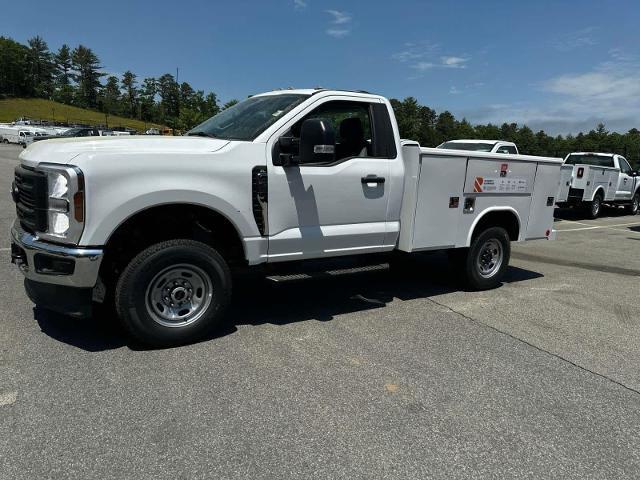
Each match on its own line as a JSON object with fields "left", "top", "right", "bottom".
{"left": 115, "top": 239, "right": 232, "bottom": 347}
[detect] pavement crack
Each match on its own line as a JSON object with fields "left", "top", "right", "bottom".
{"left": 426, "top": 296, "right": 640, "bottom": 397}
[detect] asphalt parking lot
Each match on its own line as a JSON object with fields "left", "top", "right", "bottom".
{"left": 1, "top": 143, "right": 639, "bottom": 479}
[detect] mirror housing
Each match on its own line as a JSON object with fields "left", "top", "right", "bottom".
{"left": 299, "top": 118, "right": 335, "bottom": 165}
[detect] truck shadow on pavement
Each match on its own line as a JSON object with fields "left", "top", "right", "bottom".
{"left": 554, "top": 206, "right": 632, "bottom": 221}
{"left": 33, "top": 252, "right": 543, "bottom": 352}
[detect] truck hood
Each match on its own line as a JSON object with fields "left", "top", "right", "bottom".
{"left": 19, "top": 135, "right": 231, "bottom": 167}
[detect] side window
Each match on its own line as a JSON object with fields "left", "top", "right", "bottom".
{"left": 291, "top": 100, "right": 374, "bottom": 163}
{"left": 619, "top": 157, "right": 632, "bottom": 174}
{"left": 496, "top": 145, "right": 517, "bottom": 154}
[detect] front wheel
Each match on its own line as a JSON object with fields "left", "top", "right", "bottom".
{"left": 115, "top": 239, "right": 232, "bottom": 347}
{"left": 459, "top": 227, "right": 511, "bottom": 290}
{"left": 627, "top": 193, "right": 639, "bottom": 215}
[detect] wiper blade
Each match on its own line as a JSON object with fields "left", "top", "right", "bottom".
{"left": 187, "top": 131, "right": 217, "bottom": 138}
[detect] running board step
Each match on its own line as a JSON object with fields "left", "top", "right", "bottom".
{"left": 266, "top": 263, "right": 389, "bottom": 283}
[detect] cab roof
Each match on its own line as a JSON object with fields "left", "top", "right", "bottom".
{"left": 444, "top": 139, "right": 515, "bottom": 145}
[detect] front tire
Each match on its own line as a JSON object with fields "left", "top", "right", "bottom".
{"left": 460, "top": 227, "right": 511, "bottom": 290}
{"left": 627, "top": 192, "right": 639, "bottom": 215}
{"left": 115, "top": 239, "right": 232, "bottom": 347}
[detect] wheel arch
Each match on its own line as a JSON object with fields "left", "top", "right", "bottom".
{"left": 589, "top": 186, "right": 606, "bottom": 202}
{"left": 99, "top": 202, "right": 249, "bottom": 289}
{"left": 466, "top": 207, "right": 521, "bottom": 246}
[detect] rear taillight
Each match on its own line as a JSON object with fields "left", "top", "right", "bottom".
{"left": 577, "top": 167, "right": 584, "bottom": 178}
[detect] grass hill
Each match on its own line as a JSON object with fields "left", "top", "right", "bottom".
{"left": 0, "top": 98, "right": 162, "bottom": 132}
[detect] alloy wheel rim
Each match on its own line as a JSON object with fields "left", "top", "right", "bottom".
{"left": 476, "top": 239, "right": 503, "bottom": 279}
{"left": 145, "top": 263, "right": 213, "bottom": 328}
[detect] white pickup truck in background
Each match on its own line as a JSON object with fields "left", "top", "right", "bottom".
{"left": 556, "top": 152, "right": 640, "bottom": 218}
{"left": 437, "top": 139, "right": 519, "bottom": 155}
{"left": 10, "top": 88, "right": 562, "bottom": 346}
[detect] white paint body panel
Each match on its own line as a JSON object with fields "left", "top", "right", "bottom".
{"left": 16, "top": 90, "right": 562, "bottom": 268}
{"left": 398, "top": 145, "right": 561, "bottom": 251}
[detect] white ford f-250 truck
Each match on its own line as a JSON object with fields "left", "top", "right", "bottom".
{"left": 556, "top": 152, "right": 639, "bottom": 218}
{"left": 10, "top": 89, "right": 562, "bottom": 346}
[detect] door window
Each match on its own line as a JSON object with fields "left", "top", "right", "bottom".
{"left": 291, "top": 101, "right": 374, "bottom": 163}
{"left": 619, "top": 157, "right": 632, "bottom": 174}
{"left": 496, "top": 145, "right": 517, "bottom": 154}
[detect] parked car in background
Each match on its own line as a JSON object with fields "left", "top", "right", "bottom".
{"left": 437, "top": 139, "right": 519, "bottom": 154}
{"left": 556, "top": 152, "right": 639, "bottom": 217}
{"left": 0, "top": 126, "right": 34, "bottom": 147}
{"left": 31, "top": 127, "right": 103, "bottom": 142}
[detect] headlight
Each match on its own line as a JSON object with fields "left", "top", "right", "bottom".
{"left": 36, "top": 164, "right": 85, "bottom": 243}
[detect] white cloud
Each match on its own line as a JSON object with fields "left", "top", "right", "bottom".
{"left": 458, "top": 50, "right": 640, "bottom": 135}
{"left": 553, "top": 27, "right": 598, "bottom": 51}
{"left": 293, "top": 0, "right": 307, "bottom": 9}
{"left": 325, "top": 10, "right": 351, "bottom": 38}
{"left": 441, "top": 56, "right": 469, "bottom": 68}
{"left": 326, "top": 28, "right": 350, "bottom": 38}
{"left": 449, "top": 86, "right": 460, "bottom": 95}
{"left": 326, "top": 9, "right": 351, "bottom": 24}
{"left": 394, "top": 42, "right": 469, "bottom": 72}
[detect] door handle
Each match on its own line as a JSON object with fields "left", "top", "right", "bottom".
{"left": 361, "top": 175, "right": 385, "bottom": 185}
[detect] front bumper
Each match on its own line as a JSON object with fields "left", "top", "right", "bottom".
{"left": 10, "top": 220, "right": 103, "bottom": 288}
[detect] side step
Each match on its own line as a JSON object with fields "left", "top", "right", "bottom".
{"left": 266, "top": 263, "right": 389, "bottom": 283}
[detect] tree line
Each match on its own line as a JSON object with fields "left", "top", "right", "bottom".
{"left": 1, "top": 35, "right": 639, "bottom": 166}
{"left": 0, "top": 35, "right": 235, "bottom": 130}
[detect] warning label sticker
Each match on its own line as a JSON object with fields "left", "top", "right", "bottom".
{"left": 473, "top": 176, "right": 527, "bottom": 193}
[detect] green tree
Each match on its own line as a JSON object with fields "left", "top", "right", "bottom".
{"left": 121, "top": 70, "right": 138, "bottom": 117}
{"left": 0, "top": 36, "right": 30, "bottom": 96}
{"left": 26, "top": 35, "right": 55, "bottom": 97}
{"left": 71, "top": 45, "right": 103, "bottom": 107}
{"left": 100, "top": 75, "right": 121, "bottom": 116}
{"left": 53, "top": 44, "right": 74, "bottom": 103}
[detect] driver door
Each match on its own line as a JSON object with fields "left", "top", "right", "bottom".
{"left": 266, "top": 97, "right": 394, "bottom": 261}
{"left": 617, "top": 156, "right": 634, "bottom": 200}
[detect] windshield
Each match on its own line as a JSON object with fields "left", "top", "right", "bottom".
{"left": 437, "top": 141, "right": 496, "bottom": 152}
{"left": 63, "top": 128, "right": 84, "bottom": 136}
{"left": 565, "top": 154, "right": 614, "bottom": 167}
{"left": 188, "top": 94, "right": 309, "bottom": 141}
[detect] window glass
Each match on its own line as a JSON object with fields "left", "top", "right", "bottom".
{"left": 292, "top": 101, "right": 373, "bottom": 161}
{"left": 496, "top": 146, "right": 516, "bottom": 154}
{"left": 438, "top": 141, "right": 496, "bottom": 152}
{"left": 565, "top": 154, "right": 615, "bottom": 167}
{"left": 618, "top": 157, "right": 632, "bottom": 174}
{"left": 189, "top": 93, "right": 309, "bottom": 141}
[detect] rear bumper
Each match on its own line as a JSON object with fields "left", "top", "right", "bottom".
{"left": 10, "top": 220, "right": 103, "bottom": 288}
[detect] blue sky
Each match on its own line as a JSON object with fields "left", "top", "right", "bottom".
{"left": 2, "top": 0, "right": 640, "bottom": 135}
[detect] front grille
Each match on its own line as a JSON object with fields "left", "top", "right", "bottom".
{"left": 14, "top": 166, "right": 48, "bottom": 233}
{"left": 568, "top": 188, "right": 584, "bottom": 199}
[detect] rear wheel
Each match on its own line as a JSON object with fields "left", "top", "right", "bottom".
{"left": 459, "top": 227, "right": 511, "bottom": 290}
{"left": 115, "top": 239, "right": 232, "bottom": 347}
{"left": 587, "top": 193, "right": 603, "bottom": 219}
{"left": 627, "top": 192, "right": 639, "bottom": 215}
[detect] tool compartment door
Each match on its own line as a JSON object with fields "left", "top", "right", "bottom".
{"left": 400, "top": 153, "right": 467, "bottom": 251}
{"left": 527, "top": 162, "right": 560, "bottom": 239}
{"left": 557, "top": 164, "right": 573, "bottom": 202}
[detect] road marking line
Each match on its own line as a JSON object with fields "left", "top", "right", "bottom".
{"left": 556, "top": 221, "right": 640, "bottom": 232}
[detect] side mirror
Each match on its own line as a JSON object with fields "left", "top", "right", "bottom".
{"left": 299, "top": 118, "right": 335, "bottom": 165}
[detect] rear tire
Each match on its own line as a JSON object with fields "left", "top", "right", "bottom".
{"left": 115, "top": 239, "right": 232, "bottom": 347}
{"left": 586, "top": 193, "right": 603, "bottom": 219}
{"left": 460, "top": 227, "right": 511, "bottom": 290}
{"left": 627, "top": 192, "right": 639, "bottom": 215}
